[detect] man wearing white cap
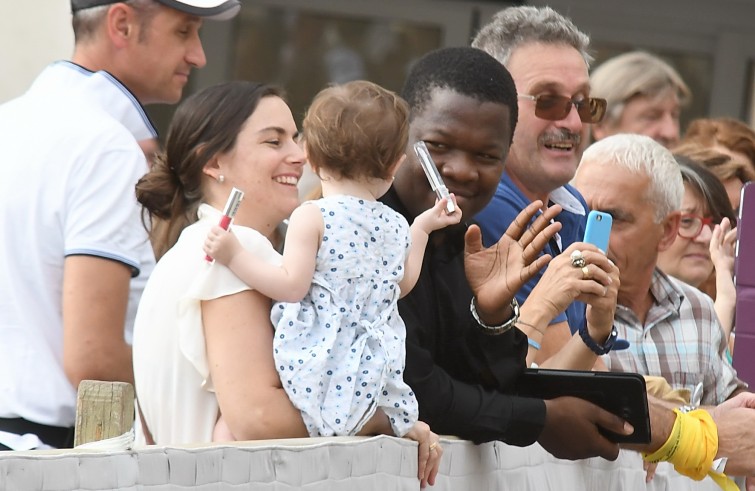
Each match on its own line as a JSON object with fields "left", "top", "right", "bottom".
{"left": 0, "top": 0, "right": 239, "bottom": 450}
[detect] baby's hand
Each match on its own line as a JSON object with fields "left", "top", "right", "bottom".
{"left": 644, "top": 460, "right": 658, "bottom": 483}
{"left": 203, "top": 225, "right": 243, "bottom": 266}
{"left": 414, "top": 194, "right": 463, "bottom": 234}
{"left": 710, "top": 218, "right": 736, "bottom": 276}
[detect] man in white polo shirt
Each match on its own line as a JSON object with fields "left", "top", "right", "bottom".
{"left": 0, "top": 0, "right": 239, "bottom": 450}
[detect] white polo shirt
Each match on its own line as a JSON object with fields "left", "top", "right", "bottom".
{"left": 0, "top": 62, "right": 156, "bottom": 438}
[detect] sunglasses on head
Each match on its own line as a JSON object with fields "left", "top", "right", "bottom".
{"left": 518, "top": 94, "right": 607, "bottom": 124}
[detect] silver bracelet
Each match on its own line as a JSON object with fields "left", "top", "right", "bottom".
{"left": 470, "top": 297, "right": 520, "bottom": 335}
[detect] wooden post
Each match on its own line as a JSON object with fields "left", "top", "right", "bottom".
{"left": 74, "top": 380, "right": 135, "bottom": 447}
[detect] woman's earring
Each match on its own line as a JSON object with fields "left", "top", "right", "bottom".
{"left": 218, "top": 175, "right": 225, "bottom": 183}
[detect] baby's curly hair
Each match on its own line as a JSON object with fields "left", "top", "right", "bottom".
{"left": 303, "top": 80, "right": 408, "bottom": 181}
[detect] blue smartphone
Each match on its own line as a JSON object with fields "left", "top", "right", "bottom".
{"left": 581, "top": 210, "right": 628, "bottom": 351}
{"left": 583, "top": 210, "right": 612, "bottom": 253}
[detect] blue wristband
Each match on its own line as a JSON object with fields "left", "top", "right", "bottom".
{"left": 527, "top": 338, "right": 541, "bottom": 350}
{"left": 578, "top": 322, "right": 618, "bottom": 355}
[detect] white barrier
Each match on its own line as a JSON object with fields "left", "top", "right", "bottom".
{"left": 0, "top": 435, "right": 737, "bottom": 490}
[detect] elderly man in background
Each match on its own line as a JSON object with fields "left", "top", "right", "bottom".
{"left": 590, "top": 51, "right": 691, "bottom": 148}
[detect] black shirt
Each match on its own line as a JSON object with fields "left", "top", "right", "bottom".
{"left": 382, "top": 187, "right": 546, "bottom": 445}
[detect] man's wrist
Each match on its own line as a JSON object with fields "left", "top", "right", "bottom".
{"left": 578, "top": 321, "right": 618, "bottom": 355}
{"left": 470, "top": 297, "right": 519, "bottom": 335}
{"left": 473, "top": 296, "right": 513, "bottom": 324}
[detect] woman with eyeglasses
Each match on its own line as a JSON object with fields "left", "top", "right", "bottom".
{"left": 657, "top": 155, "right": 738, "bottom": 354}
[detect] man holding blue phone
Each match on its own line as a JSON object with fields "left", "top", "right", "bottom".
{"left": 573, "top": 133, "right": 747, "bottom": 407}
{"left": 473, "top": 6, "right": 622, "bottom": 366}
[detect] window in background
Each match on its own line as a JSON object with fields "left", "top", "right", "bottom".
{"left": 233, "top": 5, "right": 443, "bottom": 125}
{"left": 747, "top": 61, "right": 755, "bottom": 127}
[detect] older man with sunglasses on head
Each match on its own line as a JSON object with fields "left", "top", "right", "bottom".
{"left": 473, "top": 6, "right": 617, "bottom": 367}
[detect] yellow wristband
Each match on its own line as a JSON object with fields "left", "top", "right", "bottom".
{"left": 643, "top": 409, "right": 737, "bottom": 491}
{"left": 643, "top": 407, "right": 682, "bottom": 464}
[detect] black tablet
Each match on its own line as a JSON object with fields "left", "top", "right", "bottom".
{"left": 514, "top": 368, "right": 651, "bottom": 444}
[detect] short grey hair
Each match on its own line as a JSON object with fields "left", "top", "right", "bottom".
{"left": 472, "top": 6, "right": 592, "bottom": 67}
{"left": 579, "top": 133, "right": 683, "bottom": 222}
{"left": 590, "top": 51, "right": 691, "bottom": 124}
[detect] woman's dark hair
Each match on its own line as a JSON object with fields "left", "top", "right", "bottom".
{"left": 135, "top": 81, "right": 282, "bottom": 258}
{"left": 673, "top": 154, "right": 737, "bottom": 226}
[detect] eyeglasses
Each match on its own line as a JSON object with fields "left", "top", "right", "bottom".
{"left": 518, "top": 94, "right": 607, "bottom": 124}
{"left": 678, "top": 214, "right": 716, "bottom": 239}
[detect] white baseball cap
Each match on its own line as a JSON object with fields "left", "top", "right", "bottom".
{"left": 71, "top": 0, "right": 241, "bottom": 21}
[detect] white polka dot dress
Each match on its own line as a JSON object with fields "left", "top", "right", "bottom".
{"left": 272, "top": 195, "right": 419, "bottom": 437}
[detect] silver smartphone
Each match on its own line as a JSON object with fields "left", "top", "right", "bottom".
{"left": 413, "top": 140, "right": 455, "bottom": 214}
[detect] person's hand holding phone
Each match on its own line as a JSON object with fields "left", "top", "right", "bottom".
{"left": 580, "top": 248, "right": 621, "bottom": 348}
{"left": 538, "top": 396, "right": 631, "bottom": 460}
{"left": 527, "top": 242, "right": 616, "bottom": 324}
{"left": 580, "top": 210, "right": 630, "bottom": 350}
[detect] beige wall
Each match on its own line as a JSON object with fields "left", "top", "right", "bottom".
{"left": 0, "top": 0, "right": 74, "bottom": 103}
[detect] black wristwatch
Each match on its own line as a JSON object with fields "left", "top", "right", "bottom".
{"left": 578, "top": 322, "right": 618, "bottom": 355}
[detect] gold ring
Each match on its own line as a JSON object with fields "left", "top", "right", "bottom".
{"left": 582, "top": 266, "right": 590, "bottom": 279}
{"left": 429, "top": 442, "right": 438, "bottom": 451}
